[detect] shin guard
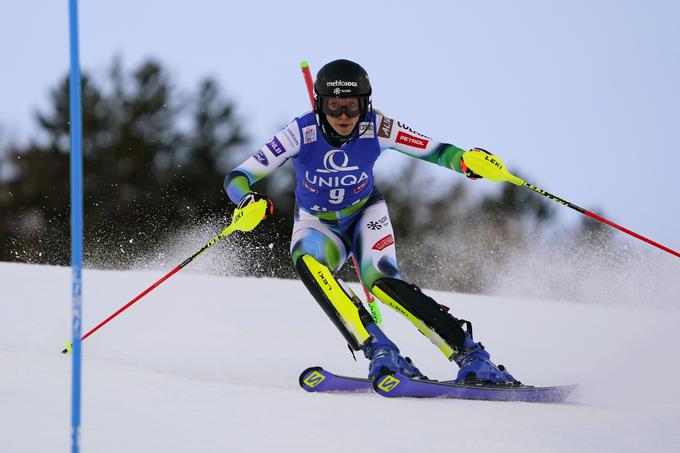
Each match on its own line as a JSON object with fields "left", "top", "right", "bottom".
{"left": 372, "top": 278, "right": 466, "bottom": 359}
{"left": 296, "top": 255, "right": 373, "bottom": 351}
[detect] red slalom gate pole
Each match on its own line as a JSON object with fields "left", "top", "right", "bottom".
{"left": 301, "top": 60, "right": 316, "bottom": 109}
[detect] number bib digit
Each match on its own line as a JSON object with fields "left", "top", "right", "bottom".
{"left": 292, "top": 112, "right": 381, "bottom": 213}
{"left": 329, "top": 188, "right": 345, "bottom": 205}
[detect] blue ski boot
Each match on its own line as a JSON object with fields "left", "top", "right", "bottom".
{"left": 452, "top": 324, "right": 518, "bottom": 385}
{"left": 363, "top": 324, "right": 425, "bottom": 380}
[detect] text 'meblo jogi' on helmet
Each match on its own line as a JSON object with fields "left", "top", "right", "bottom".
{"left": 314, "top": 59, "right": 372, "bottom": 121}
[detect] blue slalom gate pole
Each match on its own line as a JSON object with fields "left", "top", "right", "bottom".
{"left": 68, "top": 0, "right": 84, "bottom": 451}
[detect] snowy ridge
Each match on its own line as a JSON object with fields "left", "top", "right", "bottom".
{"left": 1, "top": 262, "right": 679, "bottom": 452}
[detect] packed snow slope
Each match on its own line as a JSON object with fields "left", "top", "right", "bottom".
{"left": 1, "top": 262, "right": 679, "bottom": 452}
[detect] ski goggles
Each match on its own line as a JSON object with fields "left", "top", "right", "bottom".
{"left": 321, "top": 96, "right": 367, "bottom": 118}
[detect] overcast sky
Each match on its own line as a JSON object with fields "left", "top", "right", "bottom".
{"left": 2, "top": 0, "right": 678, "bottom": 254}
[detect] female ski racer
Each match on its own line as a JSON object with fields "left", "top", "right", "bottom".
{"left": 224, "top": 59, "right": 517, "bottom": 384}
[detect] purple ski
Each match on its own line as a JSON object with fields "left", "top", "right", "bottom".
{"left": 299, "top": 367, "right": 577, "bottom": 403}
{"left": 373, "top": 372, "right": 578, "bottom": 402}
{"left": 299, "top": 367, "right": 373, "bottom": 393}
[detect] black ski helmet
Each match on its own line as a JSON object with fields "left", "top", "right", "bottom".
{"left": 314, "top": 59, "right": 372, "bottom": 144}
{"left": 314, "top": 59, "right": 372, "bottom": 99}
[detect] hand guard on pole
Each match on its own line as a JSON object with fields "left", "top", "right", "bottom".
{"left": 236, "top": 192, "right": 274, "bottom": 225}
{"left": 461, "top": 148, "right": 492, "bottom": 180}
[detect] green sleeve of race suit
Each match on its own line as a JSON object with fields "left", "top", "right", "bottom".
{"left": 224, "top": 171, "right": 253, "bottom": 204}
{"left": 422, "top": 143, "right": 466, "bottom": 173}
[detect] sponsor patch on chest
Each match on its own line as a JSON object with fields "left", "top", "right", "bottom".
{"left": 302, "top": 180, "right": 318, "bottom": 193}
{"left": 303, "top": 125, "right": 317, "bottom": 144}
{"left": 359, "top": 122, "right": 375, "bottom": 139}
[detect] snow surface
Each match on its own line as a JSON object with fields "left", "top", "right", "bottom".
{"left": 1, "top": 261, "right": 679, "bottom": 452}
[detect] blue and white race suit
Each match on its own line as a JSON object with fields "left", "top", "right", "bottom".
{"left": 225, "top": 111, "right": 467, "bottom": 288}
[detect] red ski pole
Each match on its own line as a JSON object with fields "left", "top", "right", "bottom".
{"left": 62, "top": 199, "right": 269, "bottom": 353}
{"left": 463, "top": 151, "right": 680, "bottom": 259}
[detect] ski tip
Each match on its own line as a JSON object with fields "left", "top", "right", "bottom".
{"left": 61, "top": 341, "right": 72, "bottom": 354}
{"left": 299, "top": 366, "right": 324, "bottom": 391}
{"left": 300, "top": 60, "right": 309, "bottom": 69}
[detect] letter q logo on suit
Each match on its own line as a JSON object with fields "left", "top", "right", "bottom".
{"left": 317, "top": 150, "right": 359, "bottom": 174}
